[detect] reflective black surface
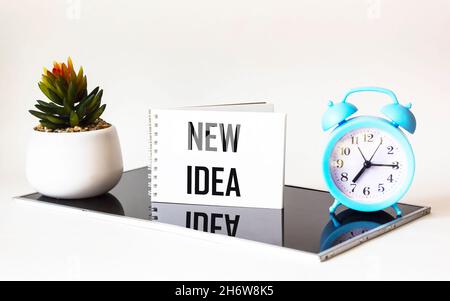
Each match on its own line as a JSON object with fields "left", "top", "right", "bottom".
{"left": 20, "top": 167, "right": 428, "bottom": 257}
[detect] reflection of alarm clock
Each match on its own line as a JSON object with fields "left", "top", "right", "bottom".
{"left": 322, "top": 87, "right": 416, "bottom": 216}
{"left": 320, "top": 209, "right": 395, "bottom": 252}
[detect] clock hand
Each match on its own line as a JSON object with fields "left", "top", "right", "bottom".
{"left": 371, "top": 163, "right": 399, "bottom": 168}
{"left": 352, "top": 146, "right": 373, "bottom": 182}
{"left": 357, "top": 146, "right": 368, "bottom": 162}
{"left": 368, "top": 141, "right": 383, "bottom": 162}
{"left": 352, "top": 165, "right": 367, "bottom": 183}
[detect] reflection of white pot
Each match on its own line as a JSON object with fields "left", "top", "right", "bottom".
{"left": 26, "top": 125, "right": 123, "bottom": 199}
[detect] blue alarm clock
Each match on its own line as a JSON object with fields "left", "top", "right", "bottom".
{"left": 322, "top": 87, "right": 416, "bottom": 216}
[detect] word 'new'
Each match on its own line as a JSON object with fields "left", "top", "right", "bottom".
{"left": 188, "top": 122, "right": 241, "bottom": 152}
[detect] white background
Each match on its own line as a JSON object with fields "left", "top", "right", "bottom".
{"left": 1, "top": 0, "right": 450, "bottom": 280}
{"left": 1, "top": 0, "right": 449, "bottom": 202}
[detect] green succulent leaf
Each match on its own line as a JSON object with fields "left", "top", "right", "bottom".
{"left": 80, "top": 75, "right": 87, "bottom": 92}
{"left": 78, "top": 88, "right": 87, "bottom": 103}
{"left": 86, "top": 89, "right": 102, "bottom": 115}
{"left": 29, "top": 110, "right": 66, "bottom": 124}
{"left": 36, "top": 100, "right": 66, "bottom": 114}
{"left": 41, "top": 75, "right": 65, "bottom": 100}
{"left": 77, "top": 67, "right": 84, "bottom": 86}
{"left": 77, "top": 87, "right": 98, "bottom": 105}
{"left": 41, "top": 75, "right": 54, "bottom": 89}
{"left": 39, "top": 119, "right": 59, "bottom": 130}
{"left": 70, "top": 68, "right": 77, "bottom": 83}
{"left": 36, "top": 100, "right": 54, "bottom": 107}
{"left": 67, "top": 81, "right": 77, "bottom": 106}
{"left": 53, "top": 81, "right": 66, "bottom": 100}
{"left": 76, "top": 100, "right": 89, "bottom": 117}
{"left": 82, "top": 104, "right": 106, "bottom": 125}
{"left": 45, "top": 71, "right": 55, "bottom": 80}
{"left": 79, "top": 76, "right": 88, "bottom": 100}
{"left": 36, "top": 100, "right": 53, "bottom": 108}
{"left": 87, "top": 89, "right": 103, "bottom": 113}
{"left": 87, "top": 86, "right": 99, "bottom": 99}
{"left": 38, "top": 82, "right": 63, "bottom": 105}
{"left": 70, "top": 111, "right": 79, "bottom": 127}
{"left": 35, "top": 104, "right": 59, "bottom": 116}
{"left": 63, "top": 98, "right": 72, "bottom": 115}
{"left": 76, "top": 88, "right": 98, "bottom": 116}
{"left": 87, "top": 99, "right": 100, "bottom": 116}
{"left": 61, "top": 64, "right": 68, "bottom": 82}
{"left": 56, "top": 76, "right": 68, "bottom": 90}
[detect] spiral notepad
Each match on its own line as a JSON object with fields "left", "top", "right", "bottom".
{"left": 148, "top": 103, "right": 286, "bottom": 209}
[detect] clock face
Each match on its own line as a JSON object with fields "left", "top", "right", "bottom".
{"left": 329, "top": 127, "right": 407, "bottom": 203}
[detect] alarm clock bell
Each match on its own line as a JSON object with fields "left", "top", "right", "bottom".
{"left": 381, "top": 103, "right": 416, "bottom": 134}
{"left": 322, "top": 87, "right": 416, "bottom": 134}
{"left": 321, "top": 100, "right": 357, "bottom": 131}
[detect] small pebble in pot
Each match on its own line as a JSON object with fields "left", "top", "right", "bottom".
{"left": 34, "top": 118, "right": 111, "bottom": 133}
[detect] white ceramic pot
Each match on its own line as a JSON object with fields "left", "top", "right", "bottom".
{"left": 26, "top": 125, "right": 123, "bottom": 199}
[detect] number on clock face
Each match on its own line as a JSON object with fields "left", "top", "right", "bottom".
{"left": 329, "top": 127, "right": 407, "bottom": 203}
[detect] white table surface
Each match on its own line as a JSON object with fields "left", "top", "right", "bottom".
{"left": 0, "top": 168, "right": 446, "bottom": 281}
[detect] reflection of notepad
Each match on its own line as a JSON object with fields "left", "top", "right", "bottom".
{"left": 151, "top": 202, "right": 283, "bottom": 245}
{"left": 148, "top": 102, "right": 286, "bottom": 209}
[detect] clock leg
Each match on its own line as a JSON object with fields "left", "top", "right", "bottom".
{"left": 329, "top": 199, "right": 340, "bottom": 214}
{"left": 329, "top": 213, "right": 341, "bottom": 227}
{"left": 392, "top": 204, "right": 402, "bottom": 217}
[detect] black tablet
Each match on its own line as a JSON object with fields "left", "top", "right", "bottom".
{"left": 18, "top": 167, "right": 430, "bottom": 261}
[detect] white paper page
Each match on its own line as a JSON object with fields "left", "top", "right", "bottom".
{"left": 149, "top": 109, "right": 286, "bottom": 209}
{"left": 179, "top": 102, "right": 274, "bottom": 112}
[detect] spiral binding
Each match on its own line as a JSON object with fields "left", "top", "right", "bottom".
{"left": 148, "top": 111, "right": 159, "bottom": 221}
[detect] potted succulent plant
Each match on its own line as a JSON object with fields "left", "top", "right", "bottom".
{"left": 26, "top": 58, "right": 123, "bottom": 199}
